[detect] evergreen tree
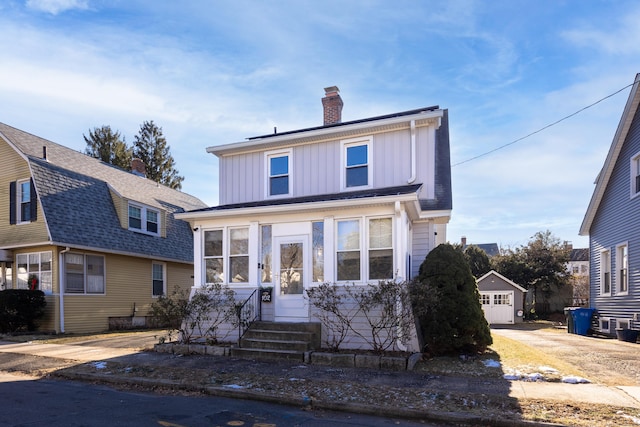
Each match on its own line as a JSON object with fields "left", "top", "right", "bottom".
{"left": 84, "top": 125, "right": 132, "bottom": 170}
{"left": 132, "top": 120, "right": 184, "bottom": 190}
{"left": 463, "top": 244, "right": 492, "bottom": 278}
{"left": 411, "top": 243, "right": 492, "bottom": 356}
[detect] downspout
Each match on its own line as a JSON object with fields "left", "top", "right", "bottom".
{"left": 58, "top": 247, "right": 70, "bottom": 333}
{"left": 407, "top": 120, "right": 417, "bottom": 184}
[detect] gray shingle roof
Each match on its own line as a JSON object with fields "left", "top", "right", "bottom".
{"left": 0, "top": 122, "right": 207, "bottom": 262}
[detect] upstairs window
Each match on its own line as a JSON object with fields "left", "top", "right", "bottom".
{"left": 266, "top": 149, "right": 292, "bottom": 197}
{"left": 632, "top": 154, "right": 640, "bottom": 196}
{"left": 342, "top": 137, "right": 372, "bottom": 190}
{"left": 9, "top": 179, "right": 37, "bottom": 224}
{"left": 128, "top": 202, "right": 160, "bottom": 235}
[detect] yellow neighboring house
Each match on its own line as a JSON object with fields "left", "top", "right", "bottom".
{"left": 0, "top": 123, "right": 207, "bottom": 334}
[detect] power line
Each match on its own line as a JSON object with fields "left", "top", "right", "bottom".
{"left": 452, "top": 82, "right": 635, "bottom": 167}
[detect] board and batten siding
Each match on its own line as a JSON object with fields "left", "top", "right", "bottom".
{"left": 218, "top": 126, "right": 435, "bottom": 205}
{"left": 411, "top": 221, "right": 433, "bottom": 279}
{"left": 589, "top": 105, "right": 640, "bottom": 326}
{"left": 0, "top": 140, "right": 49, "bottom": 246}
{"left": 63, "top": 252, "right": 194, "bottom": 334}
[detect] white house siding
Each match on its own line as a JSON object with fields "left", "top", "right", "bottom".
{"left": 589, "top": 105, "right": 640, "bottom": 331}
{"left": 411, "top": 221, "right": 433, "bottom": 279}
{"left": 217, "top": 126, "right": 437, "bottom": 205}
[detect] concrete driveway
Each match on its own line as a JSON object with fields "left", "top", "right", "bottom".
{"left": 492, "top": 324, "right": 640, "bottom": 386}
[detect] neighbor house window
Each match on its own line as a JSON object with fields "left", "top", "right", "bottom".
{"left": 337, "top": 219, "right": 361, "bottom": 281}
{"left": 64, "top": 253, "right": 105, "bottom": 294}
{"left": 204, "top": 230, "right": 224, "bottom": 283}
{"left": 368, "top": 218, "right": 393, "bottom": 280}
{"left": 128, "top": 202, "right": 160, "bottom": 235}
{"left": 342, "top": 137, "right": 372, "bottom": 190}
{"left": 229, "top": 228, "right": 249, "bottom": 283}
{"left": 601, "top": 249, "right": 611, "bottom": 295}
{"left": 16, "top": 252, "right": 52, "bottom": 293}
{"left": 266, "top": 149, "right": 292, "bottom": 197}
{"left": 9, "top": 179, "right": 37, "bottom": 224}
{"left": 631, "top": 153, "right": 640, "bottom": 196}
{"left": 152, "top": 262, "right": 165, "bottom": 297}
{"left": 617, "top": 243, "right": 628, "bottom": 294}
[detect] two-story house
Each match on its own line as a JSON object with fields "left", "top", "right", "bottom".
{"left": 0, "top": 123, "right": 207, "bottom": 334}
{"left": 177, "top": 87, "right": 452, "bottom": 351}
{"left": 580, "top": 73, "right": 640, "bottom": 334}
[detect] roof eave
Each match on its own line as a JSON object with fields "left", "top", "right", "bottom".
{"left": 580, "top": 73, "right": 640, "bottom": 236}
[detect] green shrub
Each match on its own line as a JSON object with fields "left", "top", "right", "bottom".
{"left": 0, "top": 290, "right": 47, "bottom": 333}
{"left": 411, "top": 243, "right": 492, "bottom": 356}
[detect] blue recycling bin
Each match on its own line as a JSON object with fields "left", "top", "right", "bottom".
{"left": 571, "top": 308, "right": 595, "bottom": 336}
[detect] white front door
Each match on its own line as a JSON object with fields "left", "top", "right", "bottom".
{"left": 274, "top": 235, "right": 309, "bottom": 321}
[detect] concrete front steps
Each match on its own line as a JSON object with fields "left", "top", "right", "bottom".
{"left": 230, "top": 321, "right": 321, "bottom": 361}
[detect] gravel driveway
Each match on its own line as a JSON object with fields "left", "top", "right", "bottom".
{"left": 491, "top": 324, "right": 640, "bottom": 386}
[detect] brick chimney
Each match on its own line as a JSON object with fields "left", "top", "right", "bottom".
{"left": 322, "top": 86, "right": 343, "bottom": 125}
{"left": 131, "top": 158, "right": 146, "bottom": 177}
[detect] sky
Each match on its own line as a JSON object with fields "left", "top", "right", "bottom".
{"left": 1, "top": 0, "right": 640, "bottom": 250}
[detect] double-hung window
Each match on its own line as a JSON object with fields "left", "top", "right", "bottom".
{"left": 204, "top": 230, "right": 224, "bottom": 283}
{"left": 16, "top": 252, "right": 52, "bottom": 293}
{"left": 128, "top": 203, "right": 160, "bottom": 235}
{"left": 631, "top": 153, "right": 640, "bottom": 196}
{"left": 601, "top": 249, "right": 611, "bottom": 295}
{"left": 617, "top": 243, "right": 628, "bottom": 294}
{"left": 64, "top": 253, "right": 105, "bottom": 294}
{"left": 266, "top": 149, "right": 292, "bottom": 197}
{"left": 229, "top": 228, "right": 249, "bottom": 283}
{"left": 9, "top": 179, "right": 36, "bottom": 224}
{"left": 342, "top": 137, "right": 372, "bottom": 190}
{"left": 152, "top": 262, "right": 165, "bottom": 296}
{"left": 336, "top": 217, "right": 394, "bottom": 282}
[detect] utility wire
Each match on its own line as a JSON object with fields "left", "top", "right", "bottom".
{"left": 452, "top": 82, "right": 636, "bottom": 167}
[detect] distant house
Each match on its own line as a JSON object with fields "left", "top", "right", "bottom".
{"left": 580, "top": 73, "right": 640, "bottom": 334}
{"left": 0, "top": 123, "right": 207, "bottom": 333}
{"left": 177, "top": 87, "right": 452, "bottom": 351}
{"left": 477, "top": 270, "right": 526, "bottom": 324}
{"left": 567, "top": 248, "right": 589, "bottom": 306}
{"left": 460, "top": 236, "right": 499, "bottom": 257}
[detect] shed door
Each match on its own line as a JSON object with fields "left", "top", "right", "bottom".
{"left": 481, "top": 291, "right": 514, "bottom": 324}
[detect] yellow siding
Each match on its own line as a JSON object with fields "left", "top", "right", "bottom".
{"left": 108, "top": 187, "right": 128, "bottom": 229}
{"left": 0, "top": 140, "right": 49, "bottom": 246}
{"left": 62, "top": 252, "right": 193, "bottom": 334}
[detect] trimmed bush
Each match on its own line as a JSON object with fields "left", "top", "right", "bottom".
{"left": 411, "top": 243, "right": 492, "bottom": 356}
{"left": 0, "top": 290, "right": 47, "bottom": 333}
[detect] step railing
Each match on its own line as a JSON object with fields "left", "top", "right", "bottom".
{"left": 236, "top": 289, "right": 261, "bottom": 346}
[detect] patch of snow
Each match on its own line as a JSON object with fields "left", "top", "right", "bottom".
{"left": 503, "top": 373, "right": 521, "bottom": 380}
{"left": 91, "top": 361, "right": 107, "bottom": 369}
{"left": 483, "top": 359, "right": 501, "bottom": 368}
{"left": 617, "top": 411, "right": 640, "bottom": 425}
{"left": 223, "top": 384, "right": 245, "bottom": 389}
{"left": 562, "top": 376, "right": 590, "bottom": 384}
{"left": 525, "top": 373, "right": 544, "bottom": 381}
{"left": 538, "top": 366, "right": 558, "bottom": 373}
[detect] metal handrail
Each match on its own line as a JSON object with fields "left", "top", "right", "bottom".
{"left": 236, "top": 288, "right": 261, "bottom": 346}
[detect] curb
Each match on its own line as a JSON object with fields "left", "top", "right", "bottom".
{"left": 52, "top": 371, "right": 564, "bottom": 427}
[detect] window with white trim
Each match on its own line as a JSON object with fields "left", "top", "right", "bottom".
{"left": 204, "top": 230, "right": 224, "bottom": 283}
{"left": 631, "top": 153, "right": 640, "bottom": 196}
{"left": 229, "top": 228, "right": 249, "bottom": 283}
{"left": 341, "top": 137, "right": 372, "bottom": 190}
{"left": 128, "top": 202, "right": 160, "bottom": 235}
{"left": 265, "top": 149, "right": 292, "bottom": 197}
{"left": 16, "top": 252, "right": 52, "bottom": 293}
{"left": 601, "top": 249, "right": 611, "bottom": 295}
{"left": 152, "top": 262, "right": 166, "bottom": 297}
{"left": 617, "top": 243, "right": 628, "bottom": 294}
{"left": 64, "top": 253, "right": 105, "bottom": 294}
{"left": 336, "top": 217, "right": 394, "bottom": 282}
{"left": 18, "top": 180, "right": 32, "bottom": 223}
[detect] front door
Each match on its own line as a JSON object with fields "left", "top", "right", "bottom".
{"left": 274, "top": 235, "right": 309, "bottom": 321}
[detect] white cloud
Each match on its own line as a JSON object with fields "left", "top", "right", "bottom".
{"left": 26, "top": 0, "right": 88, "bottom": 15}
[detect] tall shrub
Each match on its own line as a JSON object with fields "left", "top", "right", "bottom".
{"left": 411, "top": 243, "right": 492, "bottom": 356}
{"left": 0, "top": 290, "right": 47, "bottom": 333}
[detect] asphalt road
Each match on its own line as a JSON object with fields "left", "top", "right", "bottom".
{"left": 0, "top": 372, "right": 445, "bottom": 427}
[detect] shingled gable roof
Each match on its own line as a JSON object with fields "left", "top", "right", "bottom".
{"left": 580, "top": 74, "right": 640, "bottom": 235}
{"left": 0, "top": 122, "right": 207, "bottom": 262}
